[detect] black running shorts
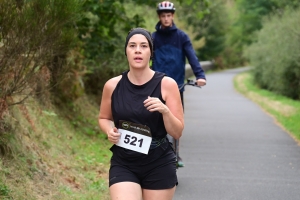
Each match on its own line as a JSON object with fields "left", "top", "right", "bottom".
{"left": 109, "top": 143, "right": 177, "bottom": 189}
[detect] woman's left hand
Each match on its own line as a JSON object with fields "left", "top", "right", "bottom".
{"left": 144, "top": 96, "right": 169, "bottom": 114}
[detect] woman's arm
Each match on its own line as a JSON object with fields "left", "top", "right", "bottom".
{"left": 161, "top": 77, "right": 184, "bottom": 139}
{"left": 98, "top": 76, "right": 121, "bottom": 144}
{"left": 144, "top": 77, "right": 184, "bottom": 139}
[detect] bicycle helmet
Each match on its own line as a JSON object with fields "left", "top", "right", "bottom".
{"left": 156, "top": 1, "right": 176, "bottom": 14}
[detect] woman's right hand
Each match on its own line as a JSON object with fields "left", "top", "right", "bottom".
{"left": 107, "top": 127, "right": 120, "bottom": 144}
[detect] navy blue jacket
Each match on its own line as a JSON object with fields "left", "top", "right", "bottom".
{"left": 152, "top": 22, "right": 206, "bottom": 91}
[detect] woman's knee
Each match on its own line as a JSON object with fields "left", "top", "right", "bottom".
{"left": 110, "top": 182, "right": 142, "bottom": 200}
{"left": 142, "top": 186, "right": 176, "bottom": 200}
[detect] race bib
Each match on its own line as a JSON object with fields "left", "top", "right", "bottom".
{"left": 116, "top": 120, "right": 152, "bottom": 154}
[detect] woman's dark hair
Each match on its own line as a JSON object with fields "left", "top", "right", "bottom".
{"left": 125, "top": 27, "right": 153, "bottom": 58}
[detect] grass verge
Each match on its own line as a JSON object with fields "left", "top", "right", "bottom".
{"left": 0, "top": 95, "right": 111, "bottom": 199}
{"left": 234, "top": 70, "right": 300, "bottom": 143}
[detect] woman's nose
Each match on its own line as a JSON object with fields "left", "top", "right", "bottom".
{"left": 135, "top": 45, "right": 141, "bottom": 52}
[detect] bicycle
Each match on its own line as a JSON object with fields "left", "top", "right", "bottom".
{"left": 179, "top": 79, "right": 202, "bottom": 91}
{"left": 169, "top": 79, "right": 201, "bottom": 168}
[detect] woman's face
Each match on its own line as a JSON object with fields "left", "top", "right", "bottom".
{"left": 126, "top": 34, "right": 151, "bottom": 69}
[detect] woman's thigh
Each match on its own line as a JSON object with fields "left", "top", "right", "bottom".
{"left": 142, "top": 186, "right": 176, "bottom": 200}
{"left": 110, "top": 182, "right": 142, "bottom": 200}
{"left": 141, "top": 149, "right": 177, "bottom": 189}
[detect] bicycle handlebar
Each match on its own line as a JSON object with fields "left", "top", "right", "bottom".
{"left": 179, "top": 79, "right": 202, "bottom": 90}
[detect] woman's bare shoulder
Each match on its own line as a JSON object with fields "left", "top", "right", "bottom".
{"left": 161, "top": 76, "right": 178, "bottom": 89}
{"left": 161, "top": 76, "right": 179, "bottom": 101}
{"left": 104, "top": 75, "right": 122, "bottom": 91}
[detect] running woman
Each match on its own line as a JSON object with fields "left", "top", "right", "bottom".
{"left": 98, "top": 28, "right": 184, "bottom": 200}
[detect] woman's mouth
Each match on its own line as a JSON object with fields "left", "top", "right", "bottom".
{"left": 134, "top": 57, "right": 143, "bottom": 62}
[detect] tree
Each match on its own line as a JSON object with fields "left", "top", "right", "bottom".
{"left": 0, "top": 0, "right": 80, "bottom": 115}
{"left": 196, "top": 1, "right": 228, "bottom": 62}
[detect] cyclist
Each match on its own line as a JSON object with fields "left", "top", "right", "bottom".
{"left": 98, "top": 28, "right": 184, "bottom": 200}
{"left": 152, "top": 1, "right": 207, "bottom": 168}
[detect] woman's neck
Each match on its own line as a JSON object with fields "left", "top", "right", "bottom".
{"left": 127, "top": 68, "right": 154, "bottom": 85}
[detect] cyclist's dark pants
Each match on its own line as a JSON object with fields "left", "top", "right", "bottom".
{"left": 180, "top": 91, "right": 184, "bottom": 110}
{"left": 168, "top": 91, "right": 184, "bottom": 161}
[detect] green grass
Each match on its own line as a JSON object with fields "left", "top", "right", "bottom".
{"left": 234, "top": 70, "right": 300, "bottom": 141}
{"left": 0, "top": 182, "right": 11, "bottom": 199}
{"left": 0, "top": 95, "right": 112, "bottom": 199}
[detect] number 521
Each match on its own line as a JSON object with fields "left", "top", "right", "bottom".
{"left": 124, "top": 134, "right": 144, "bottom": 148}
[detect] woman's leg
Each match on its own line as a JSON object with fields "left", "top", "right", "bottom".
{"left": 110, "top": 182, "right": 142, "bottom": 200}
{"left": 142, "top": 187, "right": 176, "bottom": 200}
{"left": 140, "top": 147, "right": 177, "bottom": 199}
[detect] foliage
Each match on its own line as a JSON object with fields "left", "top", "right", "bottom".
{"left": 244, "top": 8, "right": 300, "bottom": 99}
{"left": 176, "top": 0, "right": 211, "bottom": 22}
{"left": 271, "top": 0, "right": 300, "bottom": 13}
{"left": 195, "top": 1, "right": 228, "bottom": 65}
{"left": 221, "top": 0, "right": 275, "bottom": 67}
{"left": 234, "top": 0, "right": 275, "bottom": 45}
{"left": 173, "top": 0, "right": 212, "bottom": 42}
{"left": 223, "top": 0, "right": 300, "bottom": 67}
{"left": 75, "top": 0, "right": 148, "bottom": 95}
{"left": 0, "top": 0, "right": 80, "bottom": 112}
{"left": 51, "top": 48, "right": 88, "bottom": 102}
{"left": 76, "top": 0, "right": 140, "bottom": 61}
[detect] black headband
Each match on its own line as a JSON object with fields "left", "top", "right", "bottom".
{"left": 125, "top": 28, "right": 153, "bottom": 58}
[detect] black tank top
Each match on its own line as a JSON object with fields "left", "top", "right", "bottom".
{"left": 110, "top": 70, "right": 169, "bottom": 161}
{"left": 112, "top": 70, "right": 167, "bottom": 139}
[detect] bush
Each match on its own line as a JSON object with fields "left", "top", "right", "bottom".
{"left": 244, "top": 8, "right": 300, "bottom": 99}
{"left": 0, "top": 0, "right": 81, "bottom": 112}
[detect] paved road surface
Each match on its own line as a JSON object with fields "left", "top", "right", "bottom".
{"left": 174, "top": 67, "right": 300, "bottom": 200}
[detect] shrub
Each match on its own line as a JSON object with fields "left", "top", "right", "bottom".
{"left": 0, "top": 0, "right": 81, "bottom": 113}
{"left": 244, "top": 8, "right": 300, "bottom": 99}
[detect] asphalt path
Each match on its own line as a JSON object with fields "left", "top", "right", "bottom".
{"left": 174, "top": 67, "right": 300, "bottom": 200}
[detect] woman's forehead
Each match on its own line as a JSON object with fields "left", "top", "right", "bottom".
{"left": 128, "top": 34, "right": 149, "bottom": 43}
